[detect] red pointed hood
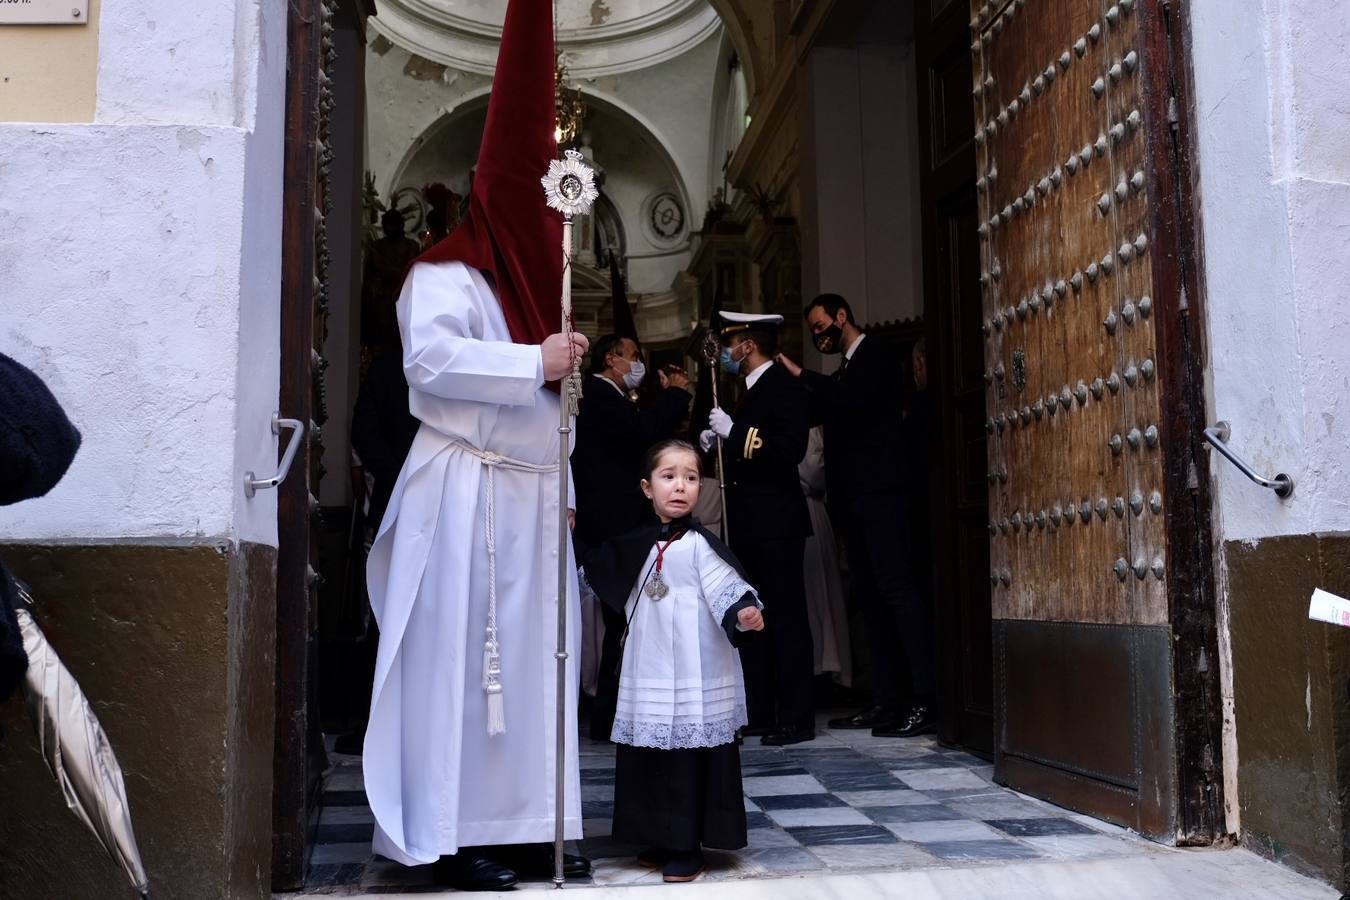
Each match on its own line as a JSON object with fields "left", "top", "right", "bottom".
{"left": 415, "top": 0, "right": 562, "bottom": 348}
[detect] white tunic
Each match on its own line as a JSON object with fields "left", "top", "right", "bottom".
{"left": 611, "top": 532, "right": 759, "bottom": 750}
{"left": 364, "top": 260, "right": 582, "bottom": 865}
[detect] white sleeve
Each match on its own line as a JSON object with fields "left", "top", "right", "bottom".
{"left": 798, "top": 426, "right": 826, "bottom": 495}
{"left": 696, "top": 534, "right": 760, "bottom": 626}
{"left": 398, "top": 262, "right": 545, "bottom": 407}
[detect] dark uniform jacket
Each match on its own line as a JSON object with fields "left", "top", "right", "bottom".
{"left": 799, "top": 334, "right": 905, "bottom": 508}
{"left": 572, "top": 376, "right": 691, "bottom": 548}
{"left": 723, "top": 362, "right": 811, "bottom": 545}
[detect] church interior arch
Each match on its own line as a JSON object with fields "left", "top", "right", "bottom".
{"left": 388, "top": 89, "right": 696, "bottom": 343}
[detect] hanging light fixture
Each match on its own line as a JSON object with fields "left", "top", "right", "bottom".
{"left": 554, "top": 51, "right": 586, "bottom": 146}
{"left": 551, "top": 2, "right": 585, "bottom": 145}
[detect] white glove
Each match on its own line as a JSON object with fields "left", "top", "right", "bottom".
{"left": 709, "top": 407, "right": 734, "bottom": 439}
{"left": 699, "top": 428, "right": 717, "bottom": 452}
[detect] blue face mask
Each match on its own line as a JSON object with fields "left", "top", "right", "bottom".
{"left": 719, "top": 345, "right": 743, "bottom": 375}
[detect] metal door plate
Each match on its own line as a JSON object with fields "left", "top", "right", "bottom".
{"left": 0, "top": 2, "right": 88, "bottom": 25}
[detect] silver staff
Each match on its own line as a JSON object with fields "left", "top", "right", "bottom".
{"left": 541, "top": 149, "right": 598, "bottom": 889}
{"left": 701, "top": 327, "right": 730, "bottom": 541}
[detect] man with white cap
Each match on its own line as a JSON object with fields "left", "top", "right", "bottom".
{"left": 700, "top": 311, "right": 815, "bottom": 746}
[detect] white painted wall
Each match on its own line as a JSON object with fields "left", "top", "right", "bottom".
{"left": 1190, "top": 0, "right": 1350, "bottom": 542}
{"left": 799, "top": 42, "right": 925, "bottom": 330}
{"left": 0, "top": 0, "right": 285, "bottom": 545}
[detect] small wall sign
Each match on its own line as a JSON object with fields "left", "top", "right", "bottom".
{"left": 1309, "top": 588, "right": 1350, "bottom": 628}
{"left": 0, "top": 1, "right": 89, "bottom": 26}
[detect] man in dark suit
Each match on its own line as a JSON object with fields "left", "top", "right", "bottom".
{"left": 777, "top": 294, "right": 936, "bottom": 737}
{"left": 573, "top": 333, "right": 692, "bottom": 738}
{"left": 701, "top": 311, "right": 814, "bottom": 746}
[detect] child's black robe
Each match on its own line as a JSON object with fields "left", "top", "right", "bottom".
{"left": 579, "top": 517, "right": 757, "bottom": 852}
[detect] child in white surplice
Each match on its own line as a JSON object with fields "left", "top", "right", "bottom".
{"left": 579, "top": 439, "right": 765, "bottom": 883}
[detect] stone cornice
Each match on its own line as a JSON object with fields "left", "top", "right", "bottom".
{"left": 372, "top": 0, "right": 721, "bottom": 79}
{"left": 724, "top": 0, "right": 845, "bottom": 193}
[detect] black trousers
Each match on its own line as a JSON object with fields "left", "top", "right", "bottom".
{"left": 612, "top": 743, "right": 747, "bottom": 852}
{"left": 839, "top": 490, "right": 935, "bottom": 708}
{"left": 736, "top": 537, "right": 815, "bottom": 733}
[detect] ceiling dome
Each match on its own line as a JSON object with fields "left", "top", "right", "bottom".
{"left": 375, "top": 0, "right": 721, "bottom": 78}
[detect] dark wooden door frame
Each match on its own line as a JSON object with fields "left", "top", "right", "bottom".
{"left": 914, "top": 0, "right": 993, "bottom": 756}
{"left": 1140, "top": 0, "right": 1224, "bottom": 843}
{"left": 274, "top": 0, "right": 326, "bottom": 888}
{"left": 275, "top": 1, "right": 376, "bottom": 887}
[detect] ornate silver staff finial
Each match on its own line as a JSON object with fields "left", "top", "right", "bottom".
{"left": 541, "top": 149, "right": 599, "bottom": 218}
{"left": 542, "top": 145, "right": 599, "bottom": 889}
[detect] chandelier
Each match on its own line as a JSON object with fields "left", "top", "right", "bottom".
{"left": 554, "top": 52, "right": 586, "bottom": 146}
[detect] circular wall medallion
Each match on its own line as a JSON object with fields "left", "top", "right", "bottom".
{"left": 647, "top": 191, "right": 685, "bottom": 243}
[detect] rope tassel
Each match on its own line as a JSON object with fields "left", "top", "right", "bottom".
{"left": 484, "top": 635, "right": 506, "bottom": 736}
{"left": 484, "top": 461, "right": 506, "bottom": 737}
{"left": 449, "top": 439, "right": 559, "bottom": 738}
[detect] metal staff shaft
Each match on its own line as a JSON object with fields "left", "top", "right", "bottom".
{"left": 541, "top": 148, "right": 598, "bottom": 889}
{"left": 709, "top": 365, "right": 730, "bottom": 542}
{"left": 554, "top": 214, "right": 577, "bottom": 889}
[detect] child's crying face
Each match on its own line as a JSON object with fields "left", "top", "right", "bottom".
{"left": 641, "top": 448, "right": 701, "bottom": 522}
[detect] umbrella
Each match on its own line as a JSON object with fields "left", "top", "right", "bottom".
{"left": 15, "top": 585, "right": 150, "bottom": 899}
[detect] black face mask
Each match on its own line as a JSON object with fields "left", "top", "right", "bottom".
{"left": 813, "top": 323, "right": 844, "bottom": 354}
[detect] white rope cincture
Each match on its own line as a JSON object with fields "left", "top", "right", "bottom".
{"left": 454, "top": 441, "right": 560, "bottom": 737}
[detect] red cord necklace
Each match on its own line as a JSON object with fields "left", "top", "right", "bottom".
{"left": 644, "top": 531, "right": 683, "bottom": 599}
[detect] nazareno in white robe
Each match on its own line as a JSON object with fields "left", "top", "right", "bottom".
{"left": 610, "top": 532, "right": 759, "bottom": 750}
{"left": 363, "top": 260, "right": 582, "bottom": 865}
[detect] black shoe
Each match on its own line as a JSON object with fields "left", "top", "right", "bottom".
{"left": 872, "top": 705, "right": 936, "bottom": 738}
{"left": 740, "top": 725, "right": 772, "bottom": 737}
{"left": 662, "top": 850, "right": 706, "bottom": 883}
{"left": 492, "top": 843, "right": 592, "bottom": 879}
{"left": 828, "top": 705, "right": 897, "bottom": 730}
{"left": 636, "top": 847, "right": 670, "bottom": 868}
{"left": 761, "top": 726, "right": 815, "bottom": 746}
{"left": 432, "top": 851, "right": 518, "bottom": 891}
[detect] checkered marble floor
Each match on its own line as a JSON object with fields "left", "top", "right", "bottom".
{"left": 302, "top": 714, "right": 1160, "bottom": 893}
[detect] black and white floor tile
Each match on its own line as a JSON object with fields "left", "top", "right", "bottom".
{"left": 302, "top": 714, "right": 1154, "bottom": 893}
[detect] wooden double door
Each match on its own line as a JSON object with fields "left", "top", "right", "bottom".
{"left": 917, "top": 0, "right": 1222, "bottom": 842}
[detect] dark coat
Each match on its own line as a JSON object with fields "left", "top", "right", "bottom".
{"left": 577, "top": 517, "right": 756, "bottom": 646}
{"left": 572, "top": 376, "right": 691, "bottom": 547}
{"left": 799, "top": 334, "right": 906, "bottom": 507}
{"left": 0, "top": 352, "right": 83, "bottom": 702}
{"left": 723, "top": 362, "right": 811, "bottom": 545}
{"left": 0, "top": 352, "right": 82, "bottom": 507}
{"left": 350, "top": 347, "right": 420, "bottom": 529}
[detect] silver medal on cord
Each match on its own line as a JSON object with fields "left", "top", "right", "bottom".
{"left": 645, "top": 571, "right": 669, "bottom": 600}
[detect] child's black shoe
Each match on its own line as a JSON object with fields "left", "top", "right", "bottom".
{"left": 662, "top": 850, "right": 705, "bottom": 883}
